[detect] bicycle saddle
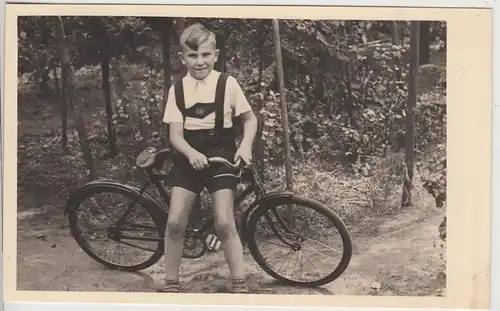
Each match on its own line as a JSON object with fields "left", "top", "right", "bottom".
{"left": 135, "top": 147, "right": 172, "bottom": 169}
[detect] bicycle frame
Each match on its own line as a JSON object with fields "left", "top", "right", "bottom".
{"left": 109, "top": 163, "right": 266, "bottom": 245}
{"left": 100, "top": 160, "right": 301, "bottom": 252}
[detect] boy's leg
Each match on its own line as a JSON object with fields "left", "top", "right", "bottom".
{"left": 163, "top": 186, "right": 198, "bottom": 282}
{"left": 211, "top": 189, "right": 246, "bottom": 279}
{"left": 207, "top": 173, "right": 249, "bottom": 293}
{"left": 159, "top": 160, "right": 203, "bottom": 292}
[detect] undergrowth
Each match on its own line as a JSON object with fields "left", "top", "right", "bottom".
{"left": 17, "top": 50, "right": 446, "bottom": 237}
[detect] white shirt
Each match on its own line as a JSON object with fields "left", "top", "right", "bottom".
{"left": 163, "top": 70, "right": 251, "bottom": 130}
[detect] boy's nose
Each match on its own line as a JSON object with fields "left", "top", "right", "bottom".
{"left": 195, "top": 57, "right": 205, "bottom": 66}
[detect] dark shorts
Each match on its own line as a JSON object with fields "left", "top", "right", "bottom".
{"left": 170, "top": 129, "right": 240, "bottom": 194}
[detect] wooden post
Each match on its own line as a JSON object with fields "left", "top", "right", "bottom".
{"left": 272, "top": 19, "right": 294, "bottom": 191}
{"left": 401, "top": 21, "right": 419, "bottom": 208}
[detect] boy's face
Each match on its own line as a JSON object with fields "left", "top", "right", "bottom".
{"left": 179, "top": 41, "right": 219, "bottom": 80}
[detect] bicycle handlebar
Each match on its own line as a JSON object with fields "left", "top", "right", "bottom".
{"left": 208, "top": 157, "right": 244, "bottom": 169}
{"left": 143, "top": 147, "right": 246, "bottom": 169}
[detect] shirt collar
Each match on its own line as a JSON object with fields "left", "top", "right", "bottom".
{"left": 185, "top": 69, "right": 219, "bottom": 86}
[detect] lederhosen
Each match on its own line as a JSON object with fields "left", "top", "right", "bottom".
{"left": 170, "top": 73, "right": 239, "bottom": 194}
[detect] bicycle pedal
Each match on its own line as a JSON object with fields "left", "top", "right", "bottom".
{"left": 206, "top": 234, "right": 222, "bottom": 252}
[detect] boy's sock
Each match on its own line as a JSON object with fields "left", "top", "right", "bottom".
{"left": 231, "top": 276, "right": 250, "bottom": 294}
{"left": 157, "top": 278, "right": 181, "bottom": 293}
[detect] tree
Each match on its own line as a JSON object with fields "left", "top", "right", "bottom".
{"left": 92, "top": 18, "right": 118, "bottom": 157}
{"left": 419, "top": 21, "right": 430, "bottom": 65}
{"left": 55, "top": 16, "right": 96, "bottom": 179}
{"left": 391, "top": 21, "right": 400, "bottom": 46}
{"left": 401, "top": 21, "right": 420, "bottom": 208}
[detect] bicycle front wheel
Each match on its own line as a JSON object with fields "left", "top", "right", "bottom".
{"left": 67, "top": 185, "right": 165, "bottom": 272}
{"left": 246, "top": 195, "right": 352, "bottom": 287}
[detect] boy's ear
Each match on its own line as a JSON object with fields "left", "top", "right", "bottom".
{"left": 177, "top": 52, "right": 186, "bottom": 65}
{"left": 214, "top": 49, "right": 220, "bottom": 62}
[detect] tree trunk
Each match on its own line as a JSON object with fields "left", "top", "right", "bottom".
{"left": 101, "top": 51, "right": 118, "bottom": 157}
{"left": 51, "top": 55, "right": 67, "bottom": 151}
{"left": 38, "top": 23, "right": 51, "bottom": 98}
{"left": 401, "top": 21, "right": 420, "bottom": 208}
{"left": 216, "top": 30, "right": 226, "bottom": 72}
{"left": 175, "top": 18, "right": 185, "bottom": 41}
{"left": 56, "top": 16, "right": 96, "bottom": 180}
{"left": 254, "top": 27, "right": 267, "bottom": 177}
{"left": 160, "top": 18, "right": 173, "bottom": 148}
{"left": 344, "top": 61, "right": 356, "bottom": 128}
{"left": 391, "top": 21, "right": 400, "bottom": 46}
{"left": 60, "top": 58, "right": 68, "bottom": 153}
{"left": 161, "top": 18, "right": 172, "bottom": 118}
{"left": 52, "top": 59, "right": 60, "bottom": 97}
{"left": 419, "top": 21, "right": 430, "bottom": 65}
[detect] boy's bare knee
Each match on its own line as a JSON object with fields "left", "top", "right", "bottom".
{"left": 166, "top": 187, "right": 197, "bottom": 239}
{"left": 166, "top": 218, "right": 186, "bottom": 239}
{"left": 211, "top": 189, "right": 237, "bottom": 241}
{"left": 214, "top": 219, "right": 236, "bottom": 241}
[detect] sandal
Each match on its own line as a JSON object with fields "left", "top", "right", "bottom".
{"left": 157, "top": 279, "right": 181, "bottom": 293}
{"left": 231, "top": 277, "right": 250, "bottom": 294}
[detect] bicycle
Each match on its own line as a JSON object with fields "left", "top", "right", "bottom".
{"left": 64, "top": 146, "right": 353, "bottom": 287}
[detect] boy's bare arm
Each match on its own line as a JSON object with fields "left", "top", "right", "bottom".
{"left": 170, "top": 123, "right": 209, "bottom": 170}
{"left": 169, "top": 123, "right": 199, "bottom": 157}
{"left": 239, "top": 110, "right": 258, "bottom": 150}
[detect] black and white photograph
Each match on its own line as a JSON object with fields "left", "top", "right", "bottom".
{"left": 15, "top": 13, "right": 449, "bottom": 297}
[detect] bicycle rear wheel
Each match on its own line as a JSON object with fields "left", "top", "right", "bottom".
{"left": 66, "top": 185, "right": 165, "bottom": 272}
{"left": 246, "top": 195, "right": 352, "bottom": 287}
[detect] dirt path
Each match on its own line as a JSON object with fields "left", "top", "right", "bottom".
{"left": 16, "top": 204, "right": 446, "bottom": 296}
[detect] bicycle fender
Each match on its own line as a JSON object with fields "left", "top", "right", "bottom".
{"left": 64, "top": 179, "right": 160, "bottom": 217}
{"left": 252, "top": 190, "right": 295, "bottom": 206}
{"left": 240, "top": 190, "right": 295, "bottom": 235}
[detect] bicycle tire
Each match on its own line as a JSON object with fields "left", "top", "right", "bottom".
{"left": 245, "top": 195, "right": 353, "bottom": 287}
{"left": 66, "top": 184, "right": 166, "bottom": 272}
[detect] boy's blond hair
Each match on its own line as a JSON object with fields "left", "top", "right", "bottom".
{"left": 180, "top": 23, "right": 217, "bottom": 51}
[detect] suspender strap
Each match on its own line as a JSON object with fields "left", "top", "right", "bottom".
{"left": 173, "top": 73, "right": 229, "bottom": 132}
{"left": 214, "top": 73, "right": 229, "bottom": 133}
{"left": 174, "top": 80, "right": 186, "bottom": 122}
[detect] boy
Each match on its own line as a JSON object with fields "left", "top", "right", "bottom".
{"left": 160, "top": 23, "right": 258, "bottom": 294}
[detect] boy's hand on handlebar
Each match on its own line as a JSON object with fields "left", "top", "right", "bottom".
{"left": 234, "top": 145, "right": 252, "bottom": 167}
{"left": 188, "top": 150, "right": 209, "bottom": 170}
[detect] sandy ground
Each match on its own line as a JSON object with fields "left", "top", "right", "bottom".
{"left": 16, "top": 203, "right": 446, "bottom": 296}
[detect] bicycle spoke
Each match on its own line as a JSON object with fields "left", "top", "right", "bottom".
{"left": 261, "top": 245, "right": 283, "bottom": 260}
{"left": 300, "top": 250, "right": 324, "bottom": 280}
{"left": 276, "top": 249, "right": 294, "bottom": 276}
{"left": 301, "top": 236, "right": 340, "bottom": 253}
{"left": 72, "top": 190, "right": 162, "bottom": 269}
{"left": 255, "top": 238, "right": 289, "bottom": 249}
{"left": 249, "top": 199, "right": 350, "bottom": 285}
{"left": 290, "top": 251, "right": 300, "bottom": 281}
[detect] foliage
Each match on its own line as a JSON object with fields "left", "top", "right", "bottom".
{"left": 17, "top": 17, "right": 447, "bottom": 220}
